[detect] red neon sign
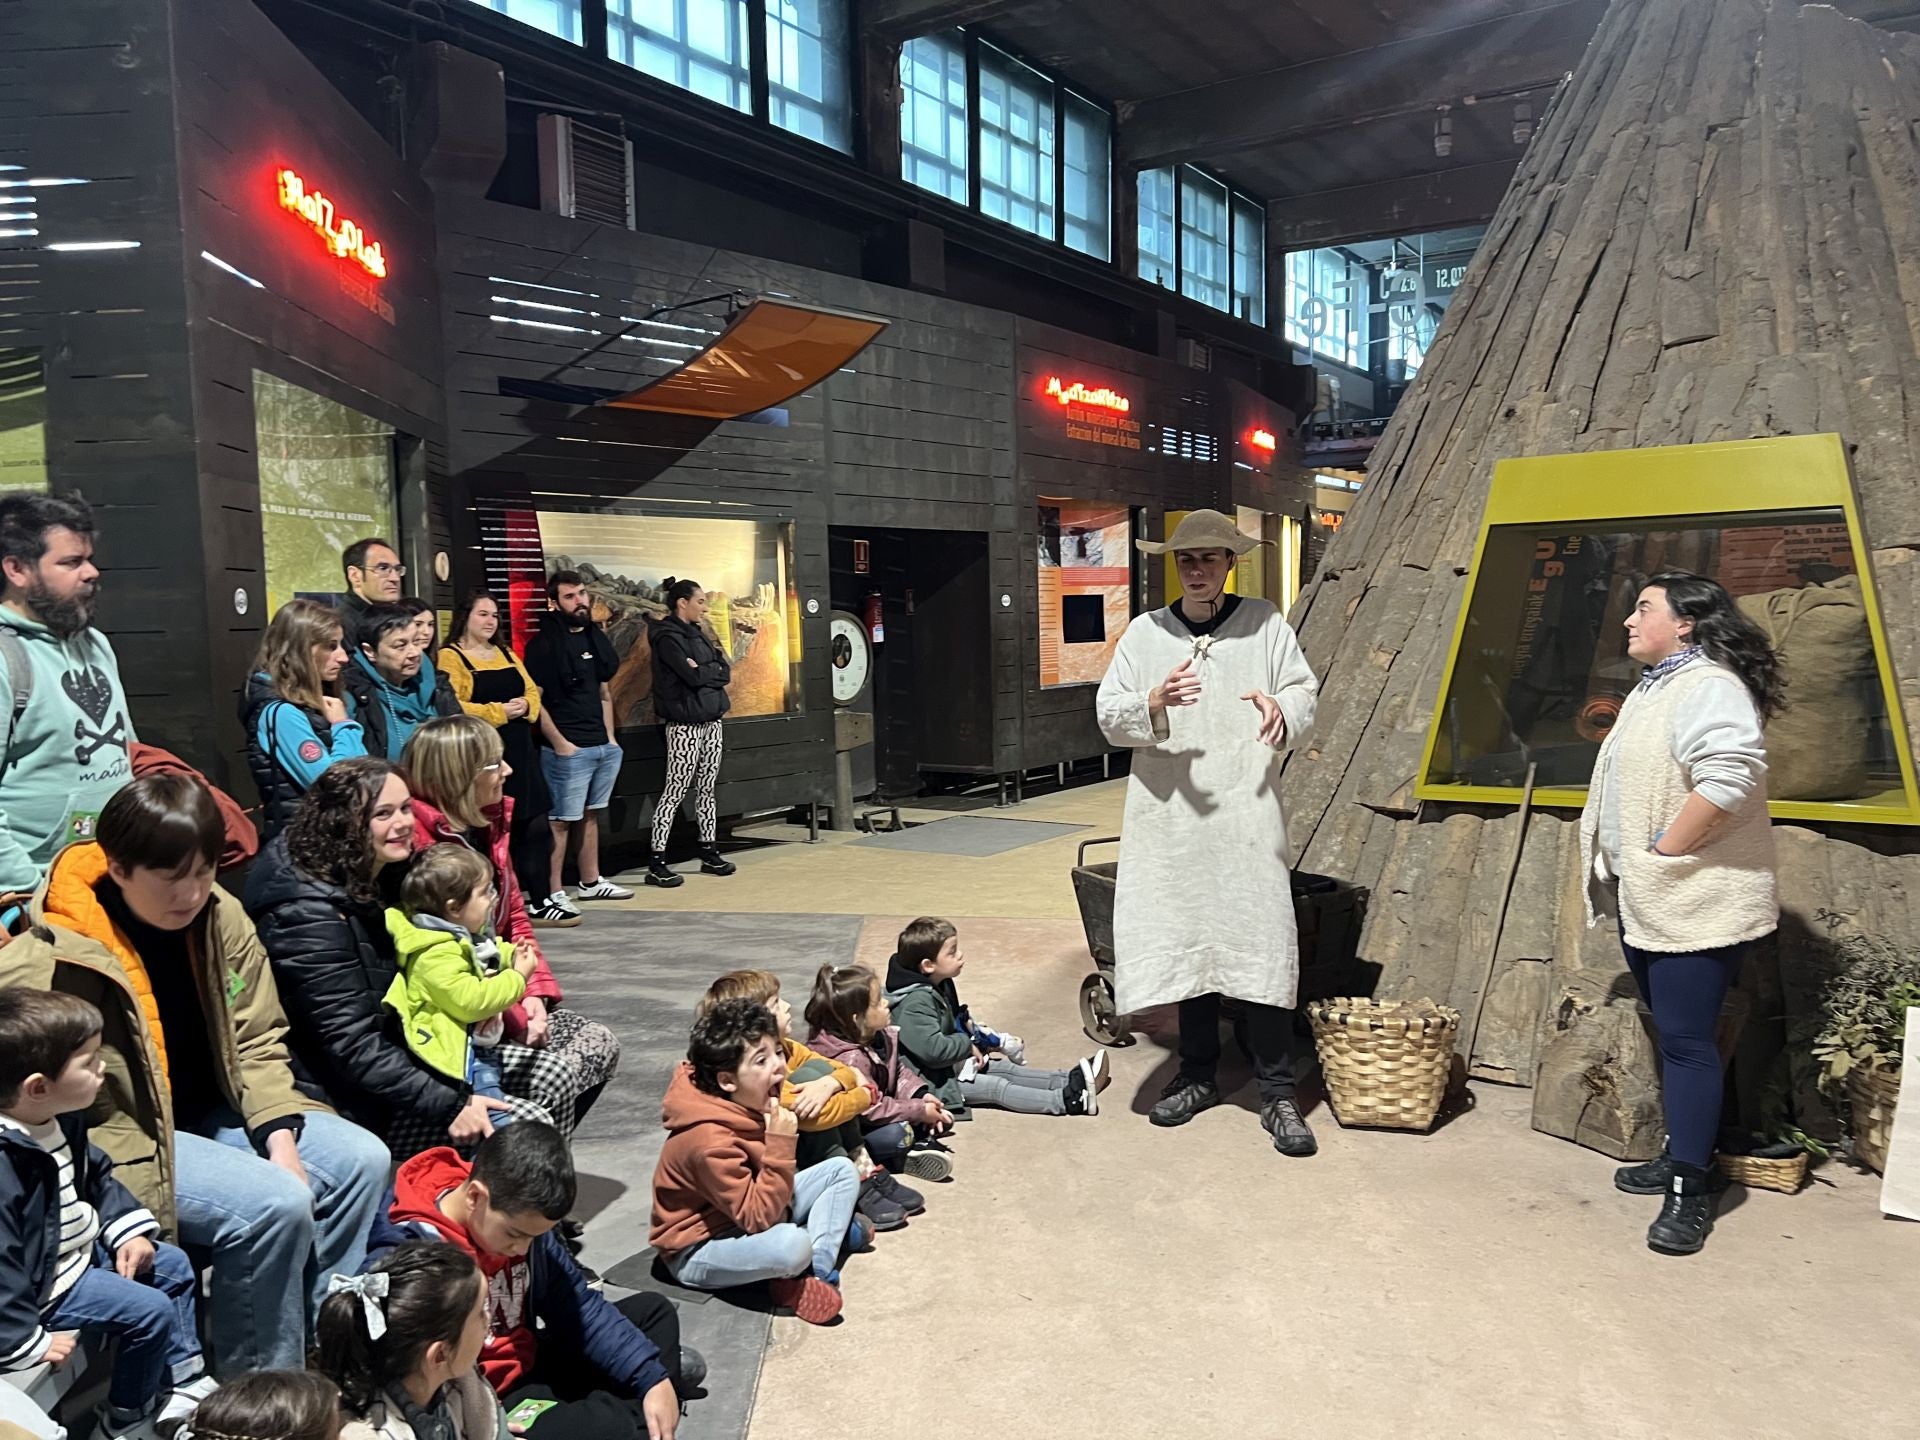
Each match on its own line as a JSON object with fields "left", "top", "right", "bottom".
{"left": 1044, "top": 376, "right": 1131, "bottom": 414}
{"left": 276, "top": 168, "right": 388, "bottom": 279}
{"left": 1249, "top": 428, "right": 1277, "bottom": 453}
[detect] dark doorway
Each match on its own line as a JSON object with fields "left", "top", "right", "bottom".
{"left": 830, "top": 526, "right": 991, "bottom": 800}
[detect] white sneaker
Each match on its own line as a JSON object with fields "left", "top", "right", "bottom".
{"left": 574, "top": 877, "right": 634, "bottom": 901}
{"left": 1084, "top": 1049, "right": 1111, "bottom": 1093}
{"left": 157, "top": 1376, "right": 218, "bottom": 1435}
{"left": 550, "top": 890, "right": 583, "bottom": 918}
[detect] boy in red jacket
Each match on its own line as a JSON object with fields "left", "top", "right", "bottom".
{"left": 371, "top": 1121, "right": 694, "bottom": 1440}
{"left": 648, "top": 1000, "right": 860, "bottom": 1325}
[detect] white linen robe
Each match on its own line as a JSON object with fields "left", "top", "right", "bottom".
{"left": 1094, "top": 598, "right": 1318, "bottom": 1013}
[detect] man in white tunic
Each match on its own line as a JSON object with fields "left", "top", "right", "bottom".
{"left": 1095, "top": 510, "right": 1320, "bottom": 1156}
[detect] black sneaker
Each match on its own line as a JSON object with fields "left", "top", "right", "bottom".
{"left": 1647, "top": 1168, "right": 1716, "bottom": 1255}
{"left": 676, "top": 1345, "right": 707, "bottom": 1395}
{"left": 1148, "top": 1077, "right": 1221, "bottom": 1128}
{"left": 698, "top": 846, "right": 737, "bottom": 876}
{"left": 1616, "top": 1150, "right": 1726, "bottom": 1196}
{"left": 875, "top": 1170, "right": 925, "bottom": 1215}
{"left": 855, "top": 1173, "right": 908, "bottom": 1230}
{"left": 528, "top": 895, "right": 583, "bottom": 928}
{"left": 645, "top": 856, "right": 684, "bottom": 889}
{"left": 1261, "top": 1097, "right": 1318, "bottom": 1158}
{"left": 557, "top": 1217, "right": 586, "bottom": 1256}
{"left": 1063, "top": 1065, "right": 1099, "bottom": 1116}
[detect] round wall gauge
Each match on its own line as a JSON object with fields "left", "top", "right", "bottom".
{"left": 830, "top": 610, "right": 872, "bottom": 706}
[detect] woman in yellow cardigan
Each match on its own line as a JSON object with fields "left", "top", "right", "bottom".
{"left": 440, "top": 593, "right": 571, "bottom": 926}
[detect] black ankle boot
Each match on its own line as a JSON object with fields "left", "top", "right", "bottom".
{"left": 645, "top": 856, "right": 684, "bottom": 888}
{"left": 1615, "top": 1149, "right": 1674, "bottom": 1194}
{"left": 1647, "top": 1165, "right": 1716, "bottom": 1255}
{"left": 698, "top": 846, "right": 736, "bottom": 876}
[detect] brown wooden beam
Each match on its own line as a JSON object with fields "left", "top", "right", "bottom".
{"left": 1117, "top": 0, "right": 1606, "bottom": 172}
{"left": 858, "top": 32, "right": 903, "bottom": 179}
{"left": 863, "top": 0, "right": 1040, "bottom": 43}
{"left": 1267, "top": 158, "right": 1517, "bottom": 251}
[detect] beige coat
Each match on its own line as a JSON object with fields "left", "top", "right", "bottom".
{"left": 1580, "top": 660, "right": 1778, "bottom": 952}
{"left": 339, "top": 1374, "right": 509, "bottom": 1440}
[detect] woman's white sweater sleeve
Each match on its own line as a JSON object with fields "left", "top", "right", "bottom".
{"left": 1672, "top": 675, "right": 1768, "bottom": 810}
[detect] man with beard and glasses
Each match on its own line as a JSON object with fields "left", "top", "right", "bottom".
{"left": 0, "top": 491, "right": 136, "bottom": 894}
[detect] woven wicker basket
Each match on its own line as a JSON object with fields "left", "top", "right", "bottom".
{"left": 1847, "top": 1063, "right": 1902, "bottom": 1175}
{"left": 1715, "top": 1150, "right": 1809, "bottom": 1193}
{"left": 1308, "top": 996, "right": 1460, "bottom": 1132}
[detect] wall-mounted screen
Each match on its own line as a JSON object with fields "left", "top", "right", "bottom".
{"left": 1038, "top": 499, "right": 1132, "bottom": 687}
{"left": 254, "top": 370, "right": 396, "bottom": 617}
{"left": 480, "top": 505, "right": 800, "bottom": 728}
{"left": 0, "top": 349, "right": 47, "bottom": 492}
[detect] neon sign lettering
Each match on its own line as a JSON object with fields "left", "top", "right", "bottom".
{"left": 276, "top": 168, "right": 387, "bottom": 280}
{"left": 1249, "top": 428, "right": 1277, "bottom": 453}
{"left": 1044, "top": 376, "right": 1131, "bottom": 414}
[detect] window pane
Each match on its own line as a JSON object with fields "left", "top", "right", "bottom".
{"left": 1063, "top": 93, "right": 1109, "bottom": 259}
{"left": 1137, "top": 166, "right": 1176, "bottom": 288}
{"left": 609, "top": 0, "right": 750, "bottom": 113}
{"left": 1178, "top": 168, "right": 1230, "bottom": 313}
{"left": 463, "top": 0, "right": 584, "bottom": 42}
{"left": 767, "top": 0, "right": 853, "bottom": 153}
{"left": 977, "top": 44, "right": 1055, "bottom": 240}
{"left": 900, "top": 32, "right": 969, "bottom": 203}
{"left": 1231, "top": 196, "right": 1265, "bottom": 327}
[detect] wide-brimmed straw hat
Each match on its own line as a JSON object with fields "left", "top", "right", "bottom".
{"left": 1135, "top": 508, "right": 1265, "bottom": 556}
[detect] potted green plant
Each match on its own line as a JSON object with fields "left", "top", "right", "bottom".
{"left": 1811, "top": 934, "right": 1919, "bottom": 1174}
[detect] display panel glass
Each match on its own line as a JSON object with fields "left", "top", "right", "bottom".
{"left": 0, "top": 349, "right": 46, "bottom": 492}
{"left": 1038, "top": 500, "right": 1132, "bottom": 687}
{"left": 479, "top": 505, "right": 800, "bottom": 728}
{"left": 253, "top": 371, "right": 396, "bottom": 618}
{"left": 1417, "top": 435, "right": 1920, "bottom": 823}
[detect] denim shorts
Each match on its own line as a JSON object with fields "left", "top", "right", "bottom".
{"left": 540, "top": 741, "right": 622, "bottom": 820}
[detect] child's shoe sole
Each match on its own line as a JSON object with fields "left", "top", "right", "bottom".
{"left": 903, "top": 1151, "right": 954, "bottom": 1182}
{"left": 768, "top": 1274, "right": 843, "bottom": 1324}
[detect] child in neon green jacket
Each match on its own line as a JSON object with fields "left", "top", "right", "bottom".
{"left": 384, "top": 843, "right": 539, "bottom": 1110}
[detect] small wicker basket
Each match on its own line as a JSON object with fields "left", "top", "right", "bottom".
{"left": 1308, "top": 996, "right": 1459, "bottom": 1132}
{"left": 1847, "top": 1063, "right": 1902, "bottom": 1175}
{"left": 1715, "top": 1149, "right": 1809, "bottom": 1194}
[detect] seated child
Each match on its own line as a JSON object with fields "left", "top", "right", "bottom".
{"left": 884, "top": 917, "right": 1108, "bottom": 1120}
{"left": 370, "top": 1123, "right": 693, "bottom": 1440}
{"left": 385, "top": 844, "right": 539, "bottom": 1117}
{"left": 649, "top": 999, "right": 861, "bottom": 1325}
{"left": 693, "top": 971, "right": 918, "bottom": 1230}
{"left": 185, "top": 1370, "right": 342, "bottom": 1440}
{"left": 0, "top": 989, "right": 217, "bottom": 1440}
{"left": 318, "top": 1240, "right": 505, "bottom": 1440}
{"left": 804, "top": 964, "right": 956, "bottom": 1184}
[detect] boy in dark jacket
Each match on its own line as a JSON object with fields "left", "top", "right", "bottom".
{"left": 884, "top": 916, "right": 1107, "bottom": 1120}
{"left": 368, "top": 1120, "right": 696, "bottom": 1440}
{"left": 0, "top": 990, "right": 213, "bottom": 1439}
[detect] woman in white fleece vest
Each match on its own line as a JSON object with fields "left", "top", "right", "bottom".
{"left": 1579, "top": 571, "right": 1782, "bottom": 1256}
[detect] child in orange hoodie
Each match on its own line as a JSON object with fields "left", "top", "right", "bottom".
{"left": 648, "top": 1000, "right": 860, "bottom": 1325}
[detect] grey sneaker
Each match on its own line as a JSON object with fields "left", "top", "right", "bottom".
{"left": 1261, "top": 1097, "right": 1318, "bottom": 1157}
{"left": 1148, "top": 1077, "right": 1221, "bottom": 1128}
{"left": 903, "top": 1149, "right": 954, "bottom": 1182}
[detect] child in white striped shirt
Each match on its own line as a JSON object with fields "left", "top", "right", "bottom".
{"left": 0, "top": 988, "right": 216, "bottom": 1440}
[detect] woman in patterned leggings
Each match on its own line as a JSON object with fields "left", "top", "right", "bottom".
{"left": 644, "top": 577, "right": 736, "bottom": 889}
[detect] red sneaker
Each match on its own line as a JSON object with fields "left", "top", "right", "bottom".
{"left": 767, "top": 1274, "right": 843, "bottom": 1325}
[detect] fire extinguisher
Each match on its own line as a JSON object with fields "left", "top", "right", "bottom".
{"left": 863, "top": 591, "right": 885, "bottom": 645}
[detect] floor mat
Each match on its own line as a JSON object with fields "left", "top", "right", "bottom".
{"left": 848, "top": 816, "right": 1087, "bottom": 856}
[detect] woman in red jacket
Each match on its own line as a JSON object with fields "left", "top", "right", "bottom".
{"left": 398, "top": 715, "right": 620, "bottom": 1151}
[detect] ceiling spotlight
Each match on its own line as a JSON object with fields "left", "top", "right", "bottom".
{"left": 1434, "top": 107, "right": 1454, "bottom": 158}
{"left": 1512, "top": 101, "right": 1534, "bottom": 145}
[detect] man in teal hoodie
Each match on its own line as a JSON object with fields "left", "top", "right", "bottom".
{"left": 0, "top": 492, "right": 136, "bottom": 894}
{"left": 341, "top": 602, "right": 459, "bottom": 759}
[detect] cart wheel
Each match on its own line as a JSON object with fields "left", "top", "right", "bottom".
{"left": 1079, "top": 972, "right": 1132, "bottom": 1047}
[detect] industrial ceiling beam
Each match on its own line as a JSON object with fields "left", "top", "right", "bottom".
{"left": 1268, "top": 158, "right": 1518, "bottom": 251}
{"left": 1116, "top": 0, "right": 1607, "bottom": 172}
{"left": 863, "top": 0, "right": 1044, "bottom": 43}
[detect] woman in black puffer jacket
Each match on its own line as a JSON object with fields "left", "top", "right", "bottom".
{"left": 644, "top": 577, "right": 734, "bottom": 889}
{"left": 243, "top": 758, "right": 553, "bottom": 1155}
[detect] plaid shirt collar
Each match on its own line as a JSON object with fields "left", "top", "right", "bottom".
{"left": 1639, "top": 645, "right": 1702, "bottom": 689}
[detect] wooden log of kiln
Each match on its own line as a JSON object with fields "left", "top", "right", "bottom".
{"left": 1278, "top": 0, "right": 1920, "bottom": 1152}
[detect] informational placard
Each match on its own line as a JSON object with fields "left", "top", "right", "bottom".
{"left": 1038, "top": 500, "right": 1132, "bottom": 687}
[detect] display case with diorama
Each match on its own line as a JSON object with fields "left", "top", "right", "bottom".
{"left": 478, "top": 504, "right": 802, "bottom": 729}
{"left": 1416, "top": 434, "right": 1920, "bottom": 822}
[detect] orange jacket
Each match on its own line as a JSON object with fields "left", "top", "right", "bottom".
{"left": 648, "top": 1062, "right": 796, "bottom": 1255}
{"left": 779, "top": 1037, "right": 871, "bottom": 1131}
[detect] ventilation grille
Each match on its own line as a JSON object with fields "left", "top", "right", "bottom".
{"left": 536, "top": 114, "right": 636, "bottom": 228}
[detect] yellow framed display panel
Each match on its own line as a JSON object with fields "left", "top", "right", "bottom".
{"left": 1414, "top": 434, "right": 1920, "bottom": 825}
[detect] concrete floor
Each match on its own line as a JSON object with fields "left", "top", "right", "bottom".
{"left": 551, "top": 779, "right": 1920, "bottom": 1440}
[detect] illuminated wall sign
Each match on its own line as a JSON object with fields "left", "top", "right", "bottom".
{"left": 276, "top": 168, "right": 387, "bottom": 279}
{"left": 1045, "top": 376, "right": 1131, "bottom": 414}
{"left": 1249, "top": 428, "right": 1277, "bottom": 453}
{"left": 1041, "top": 374, "right": 1141, "bottom": 451}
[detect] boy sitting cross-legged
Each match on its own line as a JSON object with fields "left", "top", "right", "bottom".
{"left": 649, "top": 999, "right": 861, "bottom": 1325}
{"left": 0, "top": 988, "right": 216, "bottom": 1440}
{"left": 369, "top": 1120, "right": 696, "bottom": 1440}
